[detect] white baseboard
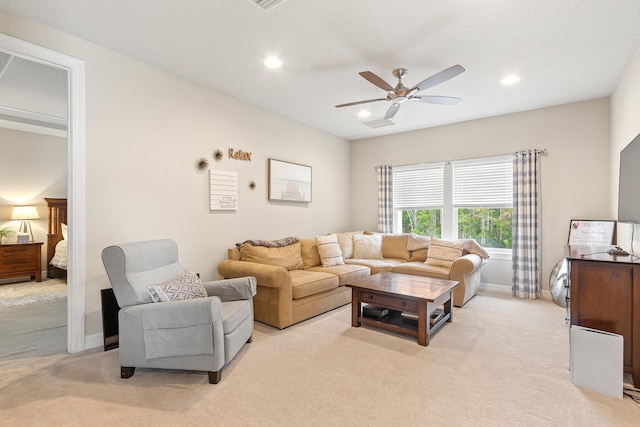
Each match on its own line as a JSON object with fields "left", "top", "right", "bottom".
{"left": 478, "top": 282, "right": 552, "bottom": 299}
{"left": 84, "top": 332, "right": 103, "bottom": 351}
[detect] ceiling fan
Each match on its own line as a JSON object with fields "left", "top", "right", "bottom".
{"left": 335, "top": 65, "right": 465, "bottom": 120}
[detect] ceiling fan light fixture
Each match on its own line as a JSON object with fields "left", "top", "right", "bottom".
{"left": 264, "top": 56, "right": 282, "bottom": 69}
{"left": 358, "top": 110, "right": 371, "bottom": 118}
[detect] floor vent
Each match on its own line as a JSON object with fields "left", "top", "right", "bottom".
{"left": 250, "top": 0, "right": 287, "bottom": 11}
{"left": 362, "top": 118, "right": 397, "bottom": 129}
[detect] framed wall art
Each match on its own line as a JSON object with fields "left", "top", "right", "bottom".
{"left": 268, "top": 158, "right": 312, "bottom": 202}
{"left": 210, "top": 169, "right": 238, "bottom": 211}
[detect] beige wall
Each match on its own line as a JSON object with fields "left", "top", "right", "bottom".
{"left": 350, "top": 98, "right": 612, "bottom": 287}
{"left": 611, "top": 43, "right": 640, "bottom": 252}
{"left": 0, "top": 127, "right": 67, "bottom": 270}
{"left": 1, "top": 10, "right": 351, "bottom": 336}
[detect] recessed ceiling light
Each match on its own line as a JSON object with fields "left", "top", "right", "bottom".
{"left": 264, "top": 56, "right": 282, "bottom": 69}
{"left": 358, "top": 110, "right": 371, "bottom": 118}
{"left": 501, "top": 74, "right": 520, "bottom": 85}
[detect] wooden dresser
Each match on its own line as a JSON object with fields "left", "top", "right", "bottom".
{"left": 0, "top": 242, "right": 43, "bottom": 282}
{"left": 566, "top": 245, "right": 640, "bottom": 388}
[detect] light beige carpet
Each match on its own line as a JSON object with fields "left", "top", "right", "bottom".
{"left": 1, "top": 291, "right": 638, "bottom": 426}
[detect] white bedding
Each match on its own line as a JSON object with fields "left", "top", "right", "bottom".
{"left": 50, "top": 238, "right": 68, "bottom": 270}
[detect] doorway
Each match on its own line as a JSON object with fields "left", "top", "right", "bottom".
{"left": 0, "top": 33, "right": 86, "bottom": 353}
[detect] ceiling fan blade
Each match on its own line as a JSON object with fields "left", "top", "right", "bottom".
{"left": 384, "top": 103, "right": 401, "bottom": 119}
{"left": 335, "top": 98, "right": 387, "bottom": 108}
{"left": 410, "top": 64, "right": 465, "bottom": 92}
{"left": 359, "top": 71, "right": 394, "bottom": 92}
{"left": 412, "top": 95, "right": 461, "bottom": 105}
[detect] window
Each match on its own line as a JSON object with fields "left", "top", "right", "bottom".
{"left": 393, "top": 155, "right": 513, "bottom": 249}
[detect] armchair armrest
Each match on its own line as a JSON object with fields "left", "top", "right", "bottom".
{"left": 203, "top": 276, "right": 257, "bottom": 301}
{"left": 218, "top": 259, "right": 292, "bottom": 289}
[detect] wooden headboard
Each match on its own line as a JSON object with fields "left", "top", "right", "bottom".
{"left": 45, "top": 197, "right": 67, "bottom": 279}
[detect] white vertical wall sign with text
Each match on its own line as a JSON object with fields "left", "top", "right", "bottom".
{"left": 210, "top": 169, "right": 238, "bottom": 211}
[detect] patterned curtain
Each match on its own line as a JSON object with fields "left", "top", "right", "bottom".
{"left": 376, "top": 165, "right": 393, "bottom": 233}
{"left": 512, "top": 149, "right": 543, "bottom": 299}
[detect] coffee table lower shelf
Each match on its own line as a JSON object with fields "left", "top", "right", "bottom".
{"left": 359, "top": 309, "right": 451, "bottom": 342}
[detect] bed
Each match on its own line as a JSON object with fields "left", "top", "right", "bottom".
{"left": 45, "top": 197, "right": 67, "bottom": 280}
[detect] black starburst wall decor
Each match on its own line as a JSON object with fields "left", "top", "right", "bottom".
{"left": 249, "top": 181, "right": 256, "bottom": 189}
{"left": 195, "top": 157, "right": 209, "bottom": 172}
{"left": 213, "top": 150, "right": 223, "bottom": 161}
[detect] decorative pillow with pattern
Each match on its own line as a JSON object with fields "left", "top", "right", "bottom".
{"left": 425, "top": 238, "right": 465, "bottom": 268}
{"left": 315, "top": 234, "right": 345, "bottom": 267}
{"left": 148, "top": 272, "right": 208, "bottom": 303}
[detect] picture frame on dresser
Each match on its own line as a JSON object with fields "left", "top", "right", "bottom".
{"left": 567, "top": 219, "right": 616, "bottom": 245}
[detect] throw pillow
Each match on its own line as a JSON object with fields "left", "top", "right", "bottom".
{"left": 352, "top": 233, "right": 383, "bottom": 259}
{"left": 300, "top": 239, "right": 321, "bottom": 268}
{"left": 148, "top": 272, "right": 208, "bottom": 303}
{"left": 336, "top": 231, "right": 363, "bottom": 259}
{"left": 425, "top": 238, "right": 465, "bottom": 268}
{"left": 315, "top": 234, "right": 345, "bottom": 267}
{"left": 61, "top": 223, "right": 68, "bottom": 240}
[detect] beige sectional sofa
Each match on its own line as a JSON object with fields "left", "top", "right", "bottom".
{"left": 217, "top": 232, "right": 487, "bottom": 329}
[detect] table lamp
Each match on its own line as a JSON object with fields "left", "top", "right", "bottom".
{"left": 11, "top": 205, "right": 40, "bottom": 242}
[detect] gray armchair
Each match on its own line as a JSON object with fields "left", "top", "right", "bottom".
{"left": 101, "top": 239, "right": 256, "bottom": 384}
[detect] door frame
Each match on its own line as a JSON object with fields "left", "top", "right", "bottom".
{"left": 0, "top": 33, "right": 86, "bottom": 353}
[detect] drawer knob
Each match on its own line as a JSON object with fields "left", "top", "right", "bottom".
{"left": 367, "top": 295, "right": 373, "bottom": 300}
{"left": 401, "top": 301, "right": 406, "bottom": 307}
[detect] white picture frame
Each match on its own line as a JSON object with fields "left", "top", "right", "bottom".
{"left": 268, "top": 159, "right": 312, "bottom": 203}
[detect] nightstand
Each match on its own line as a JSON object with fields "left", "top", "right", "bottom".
{"left": 0, "top": 242, "right": 44, "bottom": 282}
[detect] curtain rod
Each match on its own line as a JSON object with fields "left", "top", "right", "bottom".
{"left": 374, "top": 151, "right": 535, "bottom": 172}
{"left": 513, "top": 148, "right": 548, "bottom": 156}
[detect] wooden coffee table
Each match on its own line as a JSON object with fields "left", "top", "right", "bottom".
{"left": 346, "top": 272, "right": 459, "bottom": 346}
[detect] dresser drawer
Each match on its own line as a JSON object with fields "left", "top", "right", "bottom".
{"left": 0, "top": 258, "right": 39, "bottom": 273}
{"left": 360, "top": 291, "right": 418, "bottom": 312}
{"left": 0, "top": 245, "right": 39, "bottom": 260}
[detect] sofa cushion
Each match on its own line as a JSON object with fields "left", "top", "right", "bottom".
{"left": 382, "top": 234, "right": 411, "bottom": 261}
{"left": 290, "top": 270, "right": 339, "bottom": 300}
{"left": 410, "top": 248, "right": 428, "bottom": 262}
{"left": 307, "top": 263, "right": 371, "bottom": 285}
{"left": 147, "top": 272, "right": 208, "bottom": 303}
{"left": 336, "top": 231, "right": 363, "bottom": 259}
{"left": 352, "top": 234, "right": 383, "bottom": 259}
{"left": 316, "top": 234, "right": 345, "bottom": 267}
{"left": 345, "top": 258, "right": 405, "bottom": 275}
{"left": 391, "top": 261, "right": 451, "bottom": 280}
{"left": 300, "top": 239, "right": 321, "bottom": 269}
{"left": 240, "top": 241, "right": 303, "bottom": 270}
{"left": 426, "top": 238, "right": 465, "bottom": 268}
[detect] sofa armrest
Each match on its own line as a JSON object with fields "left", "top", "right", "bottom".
{"left": 203, "top": 276, "right": 257, "bottom": 301}
{"left": 218, "top": 259, "right": 292, "bottom": 289}
{"left": 450, "top": 253, "right": 483, "bottom": 277}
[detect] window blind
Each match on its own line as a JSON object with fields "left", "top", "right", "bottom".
{"left": 393, "top": 163, "right": 445, "bottom": 210}
{"left": 452, "top": 156, "right": 512, "bottom": 208}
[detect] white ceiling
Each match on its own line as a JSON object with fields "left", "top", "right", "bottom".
{"left": 1, "top": 0, "right": 640, "bottom": 141}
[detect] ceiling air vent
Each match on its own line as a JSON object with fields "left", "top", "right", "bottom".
{"left": 362, "top": 118, "right": 397, "bottom": 129}
{"left": 250, "top": 0, "right": 287, "bottom": 11}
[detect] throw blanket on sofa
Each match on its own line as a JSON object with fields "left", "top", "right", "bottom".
{"left": 407, "top": 234, "right": 489, "bottom": 259}
{"left": 236, "top": 236, "right": 299, "bottom": 250}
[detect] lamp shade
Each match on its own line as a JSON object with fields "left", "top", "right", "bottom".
{"left": 11, "top": 205, "right": 40, "bottom": 220}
